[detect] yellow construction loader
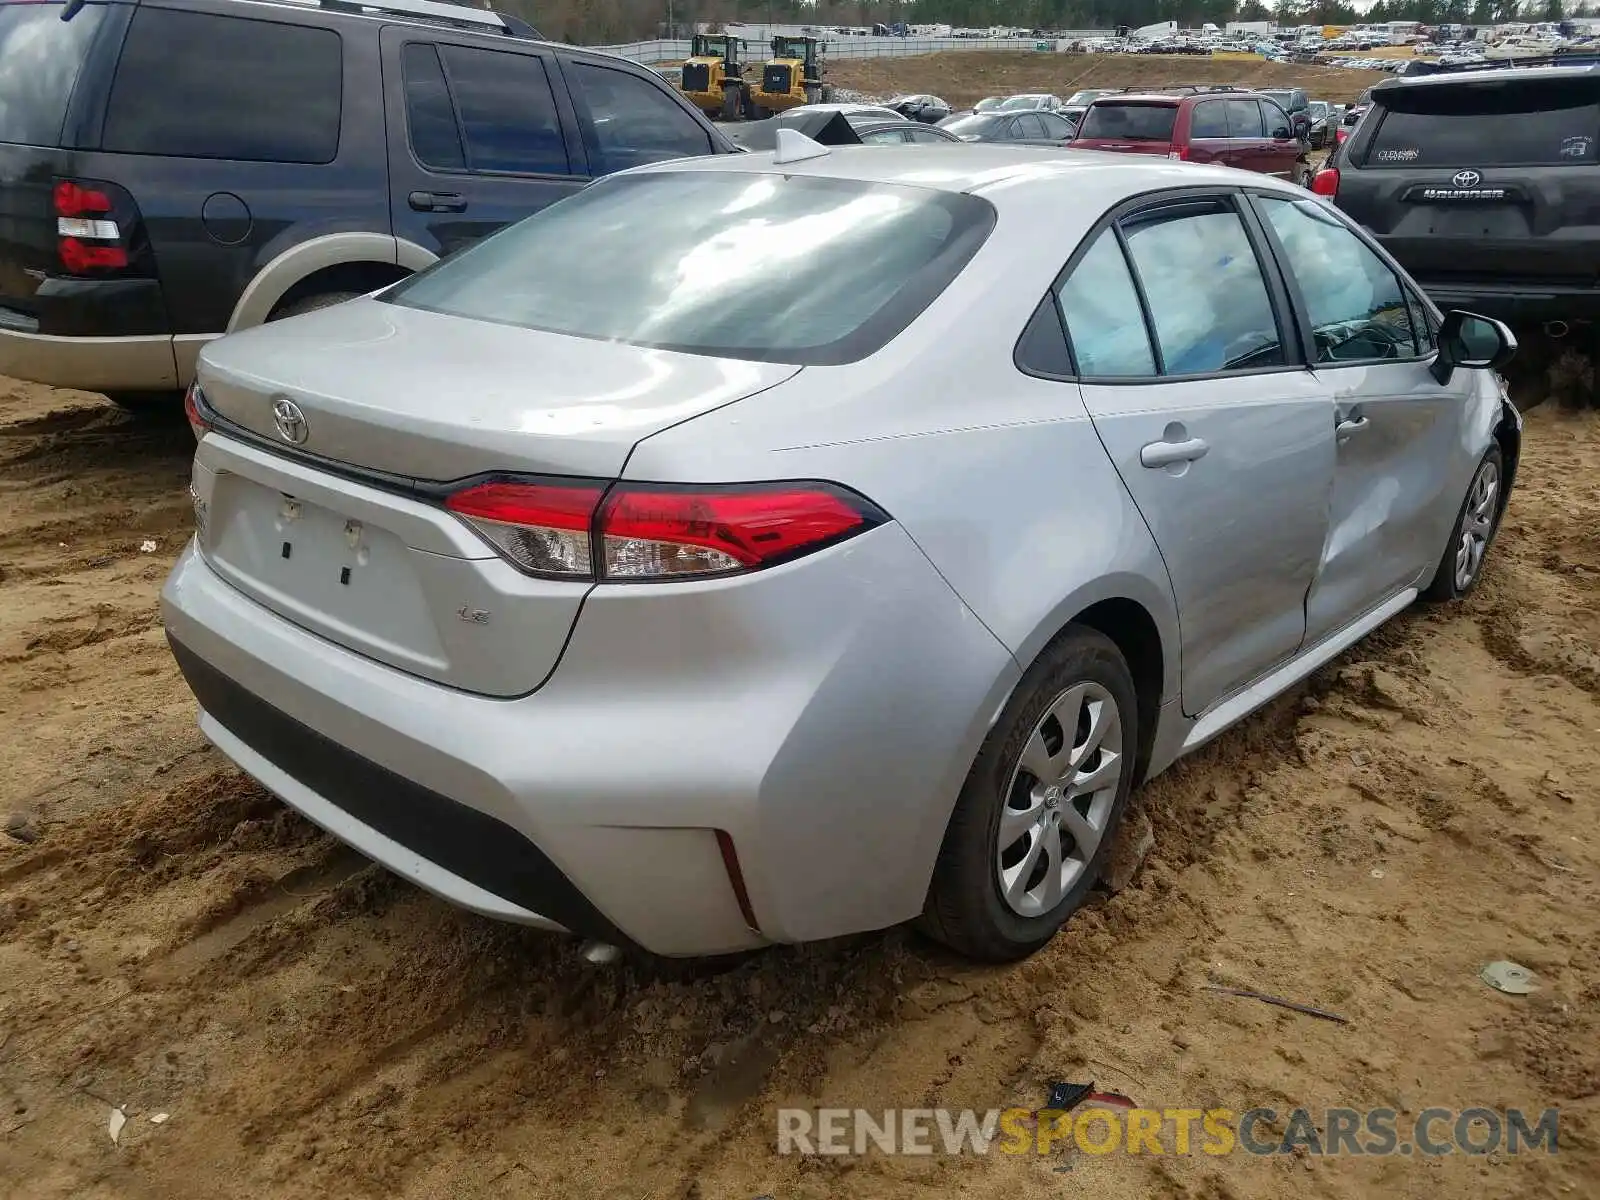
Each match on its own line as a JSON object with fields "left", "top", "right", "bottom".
{"left": 678, "top": 34, "right": 754, "bottom": 121}
{"left": 750, "top": 35, "right": 828, "bottom": 117}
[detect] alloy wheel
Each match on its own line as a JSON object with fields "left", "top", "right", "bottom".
{"left": 996, "top": 682, "right": 1124, "bottom": 918}
{"left": 1453, "top": 458, "right": 1500, "bottom": 591}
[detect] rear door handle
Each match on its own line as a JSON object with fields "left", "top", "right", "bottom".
{"left": 1139, "top": 437, "right": 1209, "bottom": 468}
{"left": 408, "top": 191, "right": 467, "bottom": 213}
{"left": 1336, "top": 414, "right": 1369, "bottom": 438}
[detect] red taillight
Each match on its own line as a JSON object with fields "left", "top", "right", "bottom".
{"left": 1311, "top": 167, "right": 1340, "bottom": 197}
{"left": 53, "top": 177, "right": 128, "bottom": 275}
{"left": 445, "top": 480, "right": 605, "bottom": 578}
{"left": 1168, "top": 145, "right": 1189, "bottom": 161}
{"left": 443, "top": 478, "right": 884, "bottom": 581}
{"left": 54, "top": 180, "right": 112, "bottom": 216}
{"left": 599, "top": 483, "right": 873, "bottom": 579}
{"left": 183, "top": 383, "right": 212, "bottom": 442}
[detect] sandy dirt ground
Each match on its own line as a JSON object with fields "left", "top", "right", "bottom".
{"left": 0, "top": 366, "right": 1597, "bottom": 1200}
{"left": 830, "top": 52, "right": 1384, "bottom": 107}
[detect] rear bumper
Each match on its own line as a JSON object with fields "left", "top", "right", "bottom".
{"left": 1408, "top": 280, "right": 1600, "bottom": 325}
{"left": 161, "top": 526, "right": 1018, "bottom": 957}
{"left": 0, "top": 327, "right": 178, "bottom": 392}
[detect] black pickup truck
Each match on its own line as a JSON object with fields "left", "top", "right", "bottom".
{"left": 1320, "top": 62, "right": 1600, "bottom": 326}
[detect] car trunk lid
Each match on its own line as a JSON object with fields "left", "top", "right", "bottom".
{"left": 1336, "top": 75, "right": 1600, "bottom": 287}
{"left": 193, "top": 299, "right": 800, "bottom": 696}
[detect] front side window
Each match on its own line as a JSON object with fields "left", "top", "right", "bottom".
{"left": 385, "top": 172, "right": 994, "bottom": 366}
{"left": 103, "top": 9, "right": 341, "bottom": 162}
{"left": 1256, "top": 194, "right": 1421, "bottom": 362}
{"left": 1121, "top": 201, "right": 1285, "bottom": 375}
{"left": 438, "top": 46, "right": 568, "bottom": 175}
{"left": 1055, "top": 231, "right": 1156, "bottom": 378}
{"left": 566, "top": 62, "right": 712, "bottom": 175}
{"left": 1262, "top": 100, "right": 1292, "bottom": 137}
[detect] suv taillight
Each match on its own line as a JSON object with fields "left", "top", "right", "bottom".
{"left": 1168, "top": 145, "right": 1190, "bottom": 161}
{"left": 1311, "top": 167, "right": 1340, "bottom": 198}
{"left": 444, "top": 478, "right": 887, "bottom": 582}
{"left": 53, "top": 177, "right": 139, "bottom": 276}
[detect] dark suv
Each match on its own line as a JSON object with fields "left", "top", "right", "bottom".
{"left": 1321, "top": 64, "right": 1600, "bottom": 324}
{"left": 0, "top": 0, "right": 735, "bottom": 409}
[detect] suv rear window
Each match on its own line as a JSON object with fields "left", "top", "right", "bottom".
{"left": 0, "top": 1, "right": 107, "bottom": 147}
{"left": 103, "top": 8, "right": 342, "bottom": 163}
{"left": 1364, "top": 79, "right": 1600, "bottom": 167}
{"left": 385, "top": 172, "right": 995, "bottom": 365}
{"left": 1079, "top": 103, "right": 1177, "bottom": 141}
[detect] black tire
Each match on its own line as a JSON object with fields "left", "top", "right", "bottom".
{"left": 1422, "top": 444, "right": 1505, "bottom": 602}
{"left": 104, "top": 390, "right": 183, "bottom": 417}
{"left": 920, "top": 626, "right": 1140, "bottom": 963}
{"left": 269, "top": 290, "right": 364, "bottom": 321}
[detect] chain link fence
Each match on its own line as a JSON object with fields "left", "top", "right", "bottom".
{"left": 592, "top": 35, "right": 1117, "bottom": 63}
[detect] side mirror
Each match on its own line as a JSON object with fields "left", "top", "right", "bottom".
{"left": 1272, "top": 126, "right": 1292, "bottom": 140}
{"left": 1431, "top": 309, "right": 1517, "bottom": 384}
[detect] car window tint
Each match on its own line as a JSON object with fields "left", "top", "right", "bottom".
{"left": 1121, "top": 203, "right": 1286, "bottom": 375}
{"left": 1257, "top": 195, "right": 1421, "bottom": 362}
{"left": 1261, "top": 101, "right": 1292, "bottom": 136}
{"left": 566, "top": 61, "right": 712, "bottom": 174}
{"left": 1080, "top": 103, "right": 1177, "bottom": 141}
{"left": 1191, "top": 101, "right": 1228, "bottom": 139}
{"left": 103, "top": 9, "right": 341, "bottom": 162}
{"left": 386, "top": 172, "right": 994, "bottom": 366}
{"left": 0, "top": 2, "right": 106, "bottom": 147}
{"left": 1055, "top": 230, "right": 1156, "bottom": 378}
{"left": 402, "top": 44, "right": 464, "bottom": 171}
{"left": 1366, "top": 79, "right": 1600, "bottom": 167}
{"left": 438, "top": 46, "right": 568, "bottom": 175}
{"left": 1224, "top": 99, "right": 1264, "bottom": 139}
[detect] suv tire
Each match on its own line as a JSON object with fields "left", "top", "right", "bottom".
{"left": 269, "top": 290, "right": 365, "bottom": 321}
{"left": 920, "top": 626, "right": 1138, "bottom": 962}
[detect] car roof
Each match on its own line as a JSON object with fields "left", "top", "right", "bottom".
{"left": 1375, "top": 63, "right": 1600, "bottom": 90}
{"left": 625, "top": 142, "right": 1298, "bottom": 204}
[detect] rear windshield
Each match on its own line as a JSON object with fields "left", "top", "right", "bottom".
{"left": 1079, "top": 103, "right": 1178, "bottom": 141}
{"left": 0, "top": 1, "right": 107, "bottom": 147}
{"left": 384, "top": 172, "right": 995, "bottom": 366}
{"left": 1365, "top": 80, "right": 1600, "bottom": 167}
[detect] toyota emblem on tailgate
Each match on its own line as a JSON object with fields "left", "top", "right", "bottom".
{"left": 271, "top": 396, "right": 309, "bottom": 445}
{"left": 1451, "top": 169, "right": 1483, "bottom": 188}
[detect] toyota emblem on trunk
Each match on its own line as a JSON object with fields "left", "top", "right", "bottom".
{"left": 272, "top": 396, "right": 309, "bottom": 445}
{"left": 1451, "top": 169, "right": 1483, "bottom": 188}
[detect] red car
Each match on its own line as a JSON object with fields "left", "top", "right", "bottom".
{"left": 1072, "top": 92, "right": 1311, "bottom": 186}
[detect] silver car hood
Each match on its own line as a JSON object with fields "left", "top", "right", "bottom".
{"left": 197, "top": 298, "right": 802, "bottom": 481}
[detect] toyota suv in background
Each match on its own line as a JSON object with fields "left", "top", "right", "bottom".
{"left": 1073, "top": 92, "right": 1312, "bottom": 185}
{"left": 1319, "top": 64, "right": 1600, "bottom": 326}
{"left": 0, "top": 0, "right": 733, "bottom": 412}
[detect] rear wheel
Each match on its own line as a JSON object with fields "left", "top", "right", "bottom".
{"left": 920, "top": 627, "right": 1139, "bottom": 962}
{"left": 269, "top": 290, "right": 364, "bottom": 321}
{"left": 1422, "top": 445, "right": 1504, "bottom": 601}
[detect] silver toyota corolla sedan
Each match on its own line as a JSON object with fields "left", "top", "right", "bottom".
{"left": 163, "top": 140, "right": 1520, "bottom": 962}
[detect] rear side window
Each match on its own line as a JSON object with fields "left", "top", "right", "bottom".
{"left": 103, "top": 9, "right": 341, "bottom": 163}
{"left": 1365, "top": 80, "right": 1600, "bottom": 167}
{"left": 385, "top": 172, "right": 993, "bottom": 366}
{"left": 1121, "top": 202, "right": 1285, "bottom": 375}
{"left": 1080, "top": 103, "right": 1177, "bottom": 141}
{"left": 0, "top": 2, "right": 106, "bottom": 147}
{"left": 1056, "top": 231, "right": 1156, "bottom": 377}
{"left": 1190, "top": 101, "right": 1228, "bottom": 139}
{"left": 439, "top": 46, "right": 569, "bottom": 175}
{"left": 1225, "top": 99, "right": 1264, "bottom": 138}
{"left": 565, "top": 62, "right": 712, "bottom": 175}
{"left": 402, "top": 44, "right": 464, "bottom": 171}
